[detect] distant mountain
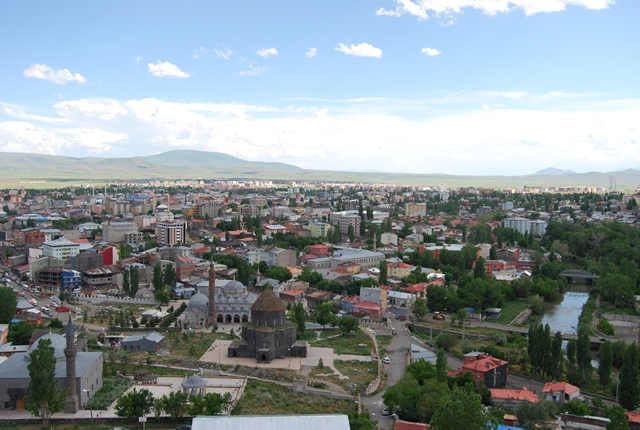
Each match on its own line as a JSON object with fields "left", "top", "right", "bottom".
{"left": 0, "top": 150, "right": 639, "bottom": 190}
{"left": 530, "top": 167, "right": 576, "bottom": 176}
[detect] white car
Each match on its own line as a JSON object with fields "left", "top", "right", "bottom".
{"left": 383, "top": 357, "right": 390, "bottom": 364}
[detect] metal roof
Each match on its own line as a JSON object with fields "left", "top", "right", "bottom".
{"left": 192, "top": 415, "right": 350, "bottom": 430}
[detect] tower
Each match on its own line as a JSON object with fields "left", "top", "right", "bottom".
{"left": 208, "top": 260, "right": 216, "bottom": 327}
{"left": 63, "top": 315, "right": 79, "bottom": 413}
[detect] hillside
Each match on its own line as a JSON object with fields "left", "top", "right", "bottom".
{"left": 0, "top": 150, "right": 638, "bottom": 190}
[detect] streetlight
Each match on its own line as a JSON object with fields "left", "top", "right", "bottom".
{"left": 83, "top": 389, "right": 93, "bottom": 424}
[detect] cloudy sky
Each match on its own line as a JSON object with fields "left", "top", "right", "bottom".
{"left": 0, "top": 1, "right": 638, "bottom": 176}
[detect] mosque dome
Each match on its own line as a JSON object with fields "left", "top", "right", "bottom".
{"left": 26, "top": 333, "right": 66, "bottom": 361}
{"left": 181, "top": 374, "right": 207, "bottom": 388}
{"left": 188, "top": 293, "right": 209, "bottom": 308}
{"left": 224, "top": 280, "right": 245, "bottom": 292}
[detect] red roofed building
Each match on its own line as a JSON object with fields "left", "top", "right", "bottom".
{"left": 485, "top": 260, "right": 508, "bottom": 275}
{"left": 542, "top": 382, "right": 580, "bottom": 406}
{"left": 625, "top": 411, "right": 640, "bottom": 429}
{"left": 308, "top": 244, "right": 329, "bottom": 257}
{"left": 352, "top": 301, "right": 382, "bottom": 317}
{"left": 279, "top": 289, "right": 306, "bottom": 307}
{"left": 489, "top": 387, "right": 538, "bottom": 409}
{"left": 395, "top": 419, "right": 429, "bottom": 430}
{"left": 387, "top": 262, "right": 413, "bottom": 279}
{"left": 402, "top": 283, "right": 429, "bottom": 298}
{"left": 448, "top": 352, "right": 508, "bottom": 388}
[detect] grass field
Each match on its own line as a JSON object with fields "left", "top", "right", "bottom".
{"left": 232, "top": 380, "right": 356, "bottom": 416}
{"left": 491, "top": 299, "right": 532, "bottom": 325}
{"left": 162, "top": 330, "right": 237, "bottom": 359}
{"left": 312, "top": 330, "right": 373, "bottom": 355}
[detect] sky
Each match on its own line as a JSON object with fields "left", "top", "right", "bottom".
{"left": 0, "top": 0, "right": 638, "bottom": 176}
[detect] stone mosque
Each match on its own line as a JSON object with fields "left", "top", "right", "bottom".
{"left": 184, "top": 262, "right": 257, "bottom": 328}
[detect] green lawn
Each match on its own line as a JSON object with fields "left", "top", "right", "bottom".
{"left": 312, "top": 329, "right": 373, "bottom": 355}
{"left": 232, "top": 380, "right": 357, "bottom": 415}
{"left": 491, "top": 299, "right": 532, "bottom": 325}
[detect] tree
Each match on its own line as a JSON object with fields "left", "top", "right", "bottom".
{"left": 348, "top": 225, "right": 355, "bottom": 243}
{"left": 383, "top": 373, "right": 423, "bottom": 421}
{"left": 379, "top": 261, "right": 388, "bottom": 286}
{"left": 163, "top": 264, "right": 177, "bottom": 290}
{"left": 155, "top": 287, "right": 171, "bottom": 305}
{"left": 413, "top": 297, "right": 428, "bottom": 321}
{"left": 348, "top": 412, "right": 377, "bottom": 430}
{"left": 152, "top": 263, "right": 164, "bottom": 292}
{"left": 264, "top": 266, "right": 293, "bottom": 283}
{"left": 338, "top": 316, "right": 359, "bottom": 336}
{"left": 115, "top": 388, "right": 155, "bottom": 419}
{"left": 292, "top": 302, "right": 306, "bottom": 338}
{"left": 0, "top": 286, "right": 17, "bottom": 323}
{"left": 430, "top": 385, "right": 494, "bottom": 430}
{"left": 489, "top": 246, "right": 497, "bottom": 260}
{"left": 606, "top": 404, "right": 630, "bottom": 430}
{"left": 474, "top": 257, "right": 486, "bottom": 279}
{"left": 576, "top": 327, "right": 593, "bottom": 387}
{"left": 25, "top": 339, "right": 67, "bottom": 427}
{"left": 426, "top": 286, "right": 448, "bottom": 312}
{"left": 49, "top": 318, "right": 63, "bottom": 329}
{"left": 315, "top": 302, "right": 337, "bottom": 327}
{"left": 516, "top": 399, "right": 557, "bottom": 430}
{"left": 619, "top": 342, "right": 640, "bottom": 411}
{"left": 130, "top": 265, "right": 139, "bottom": 297}
{"left": 436, "top": 348, "right": 447, "bottom": 383}
{"left": 8, "top": 321, "right": 37, "bottom": 345}
{"left": 188, "top": 392, "right": 231, "bottom": 415}
{"left": 161, "top": 391, "right": 188, "bottom": 424}
{"left": 122, "top": 268, "right": 130, "bottom": 295}
{"left": 598, "top": 341, "right": 613, "bottom": 394}
{"left": 417, "top": 380, "right": 450, "bottom": 422}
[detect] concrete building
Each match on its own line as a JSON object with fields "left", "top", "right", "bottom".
{"left": 503, "top": 217, "right": 531, "bottom": 235}
{"left": 307, "top": 222, "right": 330, "bottom": 238}
{"left": 42, "top": 238, "right": 80, "bottom": 261}
{"left": 404, "top": 202, "right": 427, "bottom": 217}
{"left": 338, "top": 213, "right": 361, "bottom": 235}
{"left": 259, "top": 247, "right": 296, "bottom": 268}
{"left": 101, "top": 221, "right": 138, "bottom": 243}
{"left": 308, "top": 248, "right": 384, "bottom": 272}
{"left": 360, "top": 287, "right": 388, "bottom": 313}
{"left": 156, "top": 220, "right": 187, "bottom": 246}
{"left": 121, "top": 332, "right": 165, "bottom": 353}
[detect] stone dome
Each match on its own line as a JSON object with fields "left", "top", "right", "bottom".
{"left": 224, "top": 280, "right": 245, "bottom": 291}
{"left": 181, "top": 374, "right": 207, "bottom": 388}
{"left": 188, "top": 293, "right": 209, "bottom": 308}
{"left": 26, "top": 333, "right": 66, "bottom": 361}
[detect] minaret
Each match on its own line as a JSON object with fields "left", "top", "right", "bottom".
{"left": 64, "top": 315, "right": 79, "bottom": 413}
{"left": 208, "top": 260, "right": 216, "bottom": 327}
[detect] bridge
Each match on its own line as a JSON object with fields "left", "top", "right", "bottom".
{"left": 560, "top": 270, "right": 599, "bottom": 285}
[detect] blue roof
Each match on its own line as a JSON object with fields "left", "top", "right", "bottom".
{"left": 496, "top": 425, "right": 525, "bottom": 430}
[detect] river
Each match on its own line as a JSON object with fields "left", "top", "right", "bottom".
{"left": 540, "top": 292, "right": 590, "bottom": 335}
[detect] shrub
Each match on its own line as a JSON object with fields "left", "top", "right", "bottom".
{"left": 435, "top": 333, "right": 458, "bottom": 352}
{"left": 598, "top": 317, "right": 615, "bottom": 337}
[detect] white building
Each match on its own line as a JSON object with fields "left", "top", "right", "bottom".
{"left": 42, "top": 238, "right": 80, "bottom": 261}
{"left": 156, "top": 220, "right": 187, "bottom": 246}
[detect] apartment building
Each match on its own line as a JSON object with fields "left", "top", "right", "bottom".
{"left": 404, "top": 202, "right": 426, "bottom": 217}
{"left": 42, "top": 238, "right": 80, "bottom": 261}
{"left": 156, "top": 220, "right": 187, "bottom": 246}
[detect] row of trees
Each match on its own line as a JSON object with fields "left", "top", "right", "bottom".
{"left": 115, "top": 388, "right": 230, "bottom": 424}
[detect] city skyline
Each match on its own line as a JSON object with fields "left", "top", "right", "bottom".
{"left": 0, "top": 0, "right": 638, "bottom": 176}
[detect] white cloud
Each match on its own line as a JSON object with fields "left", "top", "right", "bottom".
{"left": 335, "top": 43, "right": 382, "bottom": 58}
{"left": 421, "top": 47, "right": 441, "bottom": 57}
{"left": 135, "top": 55, "right": 144, "bottom": 64}
{"left": 306, "top": 48, "right": 318, "bottom": 58}
{"left": 376, "top": 0, "right": 614, "bottom": 19}
{"left": 213, "top": 48, "right": 233, "bottom": 60}
{"left": 2, "top": 95, "right": 639, "bottom": 176}
{"left": 147, "top": 61, "right": 190, "bottom": 78}
{"left": 23, "top": 64, "right": 86, "bottom": 85}
{"left": 192, "top": 47, "right": 207, "bottom": 59}
{"left": 237, "top": 65, "right": 269, "bottom": 76}
{"left": 256, "top": 48, "right": 279, "bottom": 58}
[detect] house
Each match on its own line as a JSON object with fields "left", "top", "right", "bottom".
{"left": 542, "top": 382, "right": 580, "bottom": 406}
{"left": 410, "top": 344, "right": 437, "bottom": 364}
{"left": 192, "top": 414, "right": 350, "bottom": 430}
{"left": 387, "top": 262, "right": 413, "bottom": 279}
{"left": 395, "top": 419, "right": 429, "bottom": 430}
{"left": 340, "top": 296, "right": 359, "bottom": 315}
{"left": 449, "top": 352, "right": 508, "bottom": 388}
{"left": 352, "top": 302, "right": 382, "bottom": 317}
{"left": 121, "top": 332, "right": 165, "bottom": 353}
{"left": 625, "top": 411, "right": 640, "bottom": 430}
{"left": 388, "top": 290, "right": 415, "bottom": 308}
{"left": 489, "top": 387, "right": 538, "bottom": 410}
{"left": 279, "top": 289, "right": 306, "bottom": 307}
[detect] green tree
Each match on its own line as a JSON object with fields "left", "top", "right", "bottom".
{"left": 315, "top": 302, "right": 337, "bottom": 327}
{"left": 152, "top": 263, "right": 164, "bottom": 291}
{"left": 599, "top": 341, "right": 613, "bottom": 394}
{"left": 115, "top": 388, "right": 155, "bottom": 419}
{"left": 130, "top": 265, "right": 139, "bottom": 297}
{"left": 292, "top": 302, "right": 306, "bottom": 338}
{"left": 417, "top": 380, "right": 450, "bottom": 422}
{"left": 430, "top": 385, "right": 494, "bottom": 430}
{"left": 436, "top": 348, "right": 447, "bottom": 383}
{"left": 0, "top": 286, "right": 17, "bottom": 323}
{"left": 474, "top": 257, "right": 486, "bottom": 278}
{"left": 348, "top": 225, "right": 355, "bottom": 243}
{"left": 348, "top": 412, "right": 377, "bottom": 430}
{"left": 188, "top": 392, "right": 231, "bottom": 415}
{"left": 155, "top": 287, "right": 170, "bottom": 305}
{"left": 8, "top": 321, "right": 37, "bottom": 345}
{"left": 516, "top": 399, "right": 557, "bottom": 430}
{"left": 619, "top": 342, "right": 640, "bottom": 410}
{"left": 25, "top": 339, "right": 67, "bottom": 427}
{"left": 161, "top": 391, "right": 189, "bottom": 424}
{"left": 383, "top": 372, "right": 423, "bottom": 421}
{"left": 413, "top": 297, "right": 428, "bottom": 321}
{"left": 576, "top": 327, "right": 593, "bottom": 387}
{"left": 264, "top": 266, "right": 293, "bottom": 283}
{"left": 606, "top": 404, "right": 630, "bottom": 430}
{"left": 122, "top": 268, "right": 130, "bottom": 295}
{"left": 426, "top": 286, "right": 448, "bottom": 312}
{"left": 48, "top": 318, "right": 63, "bottom": 329}
{"left": 163, "top": 264, "right": 177, "bottom": 290}
{"left": 489, "top": 246, "right": 497, "bottom": 260}
{"left": 338, "top": 316, "right": 359, "bottom": 336}
{"left": 379, "top": 261, "right": 388, "bottom": 286}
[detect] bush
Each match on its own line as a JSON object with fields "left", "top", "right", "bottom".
{"left": 435, "top": 333, "right": 458, "bottom": 352}
{"left": 530, "top": 296, "right": 545, "bottom": 316}
{"left": 494, "top": 332, "right": 507, "bottom": 346}
{"left": 598, "top": 317, "right": 615, "bottom": 336}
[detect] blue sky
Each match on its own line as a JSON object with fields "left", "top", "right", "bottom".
{"left": 0, "top": 0, "right": 638, "bottom": 176}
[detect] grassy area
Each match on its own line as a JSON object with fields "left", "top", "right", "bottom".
{"left": 232, "top": 380, "right": 356, "bottom": 415}
{"left": 491, "top": 299, "right": 532, "bottom": 325}
{"left": 104, "top": 361, "right": 196, "bottom": 378}
{"left": 312, "top": 329, "right": 373, "bottom": 355}
{"left": 333, "top": 360, "right": 378, "bottom": 387}
{"left": 162, "top": 330, "right": 237, "bottom": 359}
{"left": 88, "top": 376, "right": 133, "bottom": 410}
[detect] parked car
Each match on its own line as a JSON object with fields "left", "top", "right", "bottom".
{"left": 399, "top": 315, "right": 407, "bottom": 321}
{"left": 382, "top": 407, "right": 391, "bottom": 416}
{"left": 176, "top": 426, "right": 192, "bottom": 430}
{"left": 391, "top": 328, "right": 397, "bottom": 335}
{"left": 383, "top": 357, "right": 390, "bottom": 364}
{"left": 433, "top": 312, "right": 445, "bottom": 320}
